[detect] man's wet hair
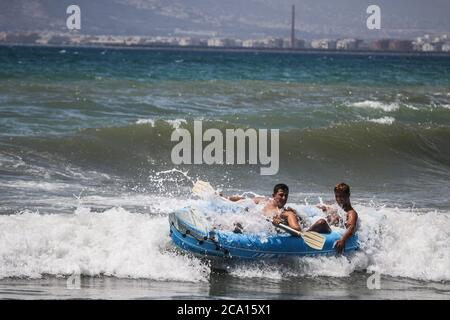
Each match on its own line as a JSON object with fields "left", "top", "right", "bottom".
{"left": 334, "top": 182, "right": 350, "bottom": 196}
{"left": 273, "top": 183, "right": 289, "bottom": 195}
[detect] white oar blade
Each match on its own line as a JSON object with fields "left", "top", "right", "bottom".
{"left": 192, "top": 180, "right": 216, "bottom": 198}
{"left": 301, "top": 231, "right": 326, "bottom": 250}
{"left": 276, "top": 222, "right": 326, "bottom": 250}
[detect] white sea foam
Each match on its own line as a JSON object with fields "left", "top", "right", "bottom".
{"left": 135, "top": 118, "right": 187, "bottom": 129}
{"left": 0, "top": 206, "right": 209, "bottom": 282}
{"left": 0, "top": 180, "right": 73, "bottom": 191}
{"left": 227, "top": 263, "right": 283, "bottom": 280}
{"left": 0, "top": 153, "right": 26, "bottom": 168}
{"left": 166, "top": 119, "right": 187, "bottom": 129}
{"left": 349, "top": 101, "right": 400, "bottom": 112}
{"left": 135, "top": 119, "right": 155, "bottom": 126}
{"left": 224, "top": 203, "right": 450, "bottom": 282}
{"left": 368, "top": 117, "right": 395, "bottom": 125}
{"left": 1, "top": 198, "right": 449, "bottom": 282}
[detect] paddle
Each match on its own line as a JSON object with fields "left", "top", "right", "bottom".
{"left": 192, "top": 180, "right": 326, "bottom": 250}
{"left": 192, "top": 180, "right": 218, "bottom": 198}
{"left": 272, "top": 220, "right": 326, "bottom": 250}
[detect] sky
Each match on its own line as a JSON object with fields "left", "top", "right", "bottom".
{"left": 0, "top": 0, "right": 449, "bottom": 39}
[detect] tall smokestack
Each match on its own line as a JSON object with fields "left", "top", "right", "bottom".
{"left": 291, "top": 5, "right": 295, "bottom": 48}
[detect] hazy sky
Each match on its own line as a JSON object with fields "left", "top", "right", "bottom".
{"left": 1, "top": 0, "right": 449, "bottom": 39}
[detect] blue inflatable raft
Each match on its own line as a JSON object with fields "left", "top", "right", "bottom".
{"left": 169, "top": 206, "right": 359, "bottom": 260}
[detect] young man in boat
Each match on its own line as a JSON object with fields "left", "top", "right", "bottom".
{"left": 226, "top": 183, "right": 302, "bottom": 232}
{"left": 313, "top": 182, "right": 359, "bottom": 253}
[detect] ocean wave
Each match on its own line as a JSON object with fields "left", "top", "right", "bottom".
{"left": 135, "top": 119, "right": 156, "bottom": 126}
{"left": 136, "top": 118, "right": 187, "bottom": 129}
{"left": 349, "top": 101, "right": 400, "bottom": 112}
{"left": 0, "top": 180, "right": 74, "bottom": 191}
{"left": 4, "top": 121, "right": 450, "bottom": 194}
{"left": 221, "top": 203, "right": 450, "bottom": 282}
{"left": 1, "top": 202, "right": 449, "bottom": 282}
{"left": 367, "top": 117, "right": 395, "bottom": 125}
{"left": 0, "top": 206, "right": 210, "bottom": 281}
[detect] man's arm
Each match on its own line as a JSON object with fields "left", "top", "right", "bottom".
{"left": 252, "top": 196, "right": 266, "bottom": 204}
{"left": 317, "top": 204, "right": 338, "bottom": 214}
{"left": 335, "top": 210, "right": 358, "bottom": 253}
{"left": 274, "top": 209, "right": 301, "bottom": 232}
{"left": 226, "top": 195, "right": 266, "bottom": 203}
{"left": 226, "top": 195, "right": 245, "bottom": 202}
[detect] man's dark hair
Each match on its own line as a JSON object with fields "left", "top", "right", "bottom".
{"left": 273, "top": 183, "right": 289, "bottom": 195}
{"left": 334, "top": 182, "right": 350, "bottom": 196}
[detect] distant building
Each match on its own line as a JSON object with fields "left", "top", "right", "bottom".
{"left": 207, "top": 38, "right": 236, "bottom": 47}
{"left": 68, "top": 34, "right": 84, "bottom": 44}
{"left": 371, "top": 39, "right": 390, "bottom": 50}
{"left": 311, "top": 39, "right": 336, "bottom": 50}
{"left": 263, "top": 38, "right": 284, "bottom": 48}
{"left": 357, "top": 41, "right": 370, "bottom": 50}
{"left": 422, "top": 42, "right": 441, "bottom": 52}
{"left": 179, "top": 37, "right": 202, "bottom": 46}
{"left": 291, "top": 38, "right": 305, "bottom": 49}
{"left": 388, "top": 40, "right": 413, "bottom": 51}
{"left": 336, "top": 38, "right": 359, "bottom": 50}
{"left": 140, "top": 36, "right": 177, "bottom": 46}
{"left": 412, "top": 39, "right": 422, "bottom": 51}
{"left": 415, "top": 36, "right": 424, "bottom": 45}
{"left": 432, "top": 37, "right": 441, "bottom": 43}
{"left": 442, "top": 43, "right": 450, "bottom": 52}
{"left": 47, "top": 34, "right": 71, "bottom": 45}
{"left": 124, "top": 36, "right": 141, "bottom": 45}
{"left": 86, "top": 35, "right": 125, "bottom": 45}
{"left": 242, "top": 39, "right": 265, "bottom": 48}
{"left": 4, "top": 32, "right": 40, "bottom": 44}
{"left": 242, "top": 39, "right": 253, "bottom": 47}
{"left": 233, "top": 39, "right": 243, "bottom": 47}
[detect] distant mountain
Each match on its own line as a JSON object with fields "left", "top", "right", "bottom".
{"left": 0, "top": 0, "right": 449, "bottom": 39}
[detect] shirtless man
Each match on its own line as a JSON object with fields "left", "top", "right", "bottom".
{"left": 313, "top": 182, "right": 359, "bottom": 253}
{"left": 227, "top": 183, "right": 302, "bottom": 232}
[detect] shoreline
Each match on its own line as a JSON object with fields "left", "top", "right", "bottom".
{"left": 2, "top": 43, "right": 450, "bottom": 58}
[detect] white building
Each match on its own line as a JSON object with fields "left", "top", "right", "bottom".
{"left": 124, "top": 36, "right": 141, "bottom": 45}
{"left": 442, "top": 43, "right": 450, "bottom": 52}
{"left": 242, "top": 39, "right": 265, "bottom": 48}
{"left": 422, "top": 43, "right": 441, "bottom": 52}
{"left": 283, "top": 38, "right": 305, "bottom": 49}
{"left": 311, "top": 39, "right": 337, "bottom": 49}
{"left": 179, "top": 37, "right": 201, "bottom": 46}
{"left": 262, "top": 38, "right": 284, "bottom": 48}
{"left": 415, "top": 37, "right": 424, "bottom": 45}
{"left": 336, "top": 38, "right": 357, "bottom": 50}
{"left": 207, "top": 38, "right": 236, "bottom": 47}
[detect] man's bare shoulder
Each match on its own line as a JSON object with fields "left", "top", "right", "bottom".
{"left": 283, "top": 206, "right": 297, "bottom": 214}
{"left": 347, "top": 208, "right": 358, "bottom": 221}
{"left": 253, "top": 196, "right": 268, "bottom": 204}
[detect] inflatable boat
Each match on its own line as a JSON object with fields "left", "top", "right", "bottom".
{"left": 169, "top": 206, "right": 359, "bottom": 260}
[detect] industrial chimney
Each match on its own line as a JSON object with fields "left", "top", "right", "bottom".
{"left": 291, "top": 5, "right": 295, "bottom": 48}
